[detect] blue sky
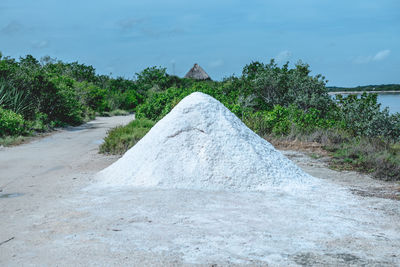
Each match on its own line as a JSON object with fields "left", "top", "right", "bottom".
{"left": 0, "top": 0, "right": 399, "bottom": 86}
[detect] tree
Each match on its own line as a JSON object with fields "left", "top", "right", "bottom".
{"left": 244, "top": 59, "right": 333, "bottom": 114}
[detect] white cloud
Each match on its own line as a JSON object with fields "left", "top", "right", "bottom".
{"left": 209, "top": 59, "right": 224, "bottom": 68}
{"left": 274, "top": 50, "right": 291, "bottom": 63}
{"left": 373, "top": 49, "right": 390, "bottom": 61}
{"left": 118, "top": 18, "right": 143, "bottom": 31}
{"left": 354, "top": 49, "right": 391, "bottom": 64}
{"left": 32, "top": 40, "right": 49, "bottom": 49}
{"left": 353, "top": 55, "right": 372, "bottom": 64}
{"left": 1, "top": 21, "right": 23, "bottom": 35}
{"left": 179, "top": 14, "right": 202, "bottom": 24}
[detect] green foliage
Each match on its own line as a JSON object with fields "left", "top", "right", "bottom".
{"left": 243, "top": 60, "right": 333, "bottom": 114}
{"left": 0, "top": 135, "right": 29, "bottom": 147}
{"left": 266, "top": 126, "right": 400, "bottom": 181}
{"left": 42, "top": 58, "right": 97, "bottom": 82}
{"left": 243, "top": 105, "right": 337, "bottom": 137}
{"left": 135, "top": 66, "right": 169, "bottom": 92}
{"left": 106, "top": 77, "right": 138, "bottom": 92}
{"left": 0, "top": 53, "right": 144, "bottom": 133}
{"left": 100, "top": 109, "right": 130, "bottom": 117}
{"left": 135, "top": 81, "right": 242, "bottom": 121}
{"left": 135, "top": 66, "right": 197, "bottom": 95}
{"left": 108, "top": 89, "right": 141, "bottom": 111}
{"left": 249, "top": 106, "right": 291, "bottom": 136}
{"left": 329, "top": 137, "right": 400, "bottom": 181}
{"left": 136, "top": 87, "right": 188, "bottom": 121}
{"left": 0, "top": 79, "right": 33, "bottom": 116}
{"left": 0, "top": 107, "right": 26, "bottom": 136}
{"left": 46, "top": 76, "right": 84, "bottom": 125}
{"left": 99, "top": 119, "right": 155, "bottom": 155}
{"left": 335, "top": 93, "right": 400, "bottom": 140}
{"left": 74, "top": 80, "right": 109, "bottom": 112}
{"left": 0, "top": 55, "right": 86, "bottom": 124}
{"left": 104, "top": 77, "right": 142, "bottom": 110}
{"left": 290, "top": 107, "right": 337, "bottom": 132}
{"left": 28, "top": 112, "right": 51, "bottom": 132}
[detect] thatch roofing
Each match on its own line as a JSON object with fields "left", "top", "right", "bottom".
{"left": 184, "top": 63, "right": 211, "bottom": 80}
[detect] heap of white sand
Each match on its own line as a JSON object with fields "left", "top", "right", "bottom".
{"left": 96, "top": 92, "right": 317, "bottom": 191}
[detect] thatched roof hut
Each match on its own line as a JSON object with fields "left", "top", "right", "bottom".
{"left": 184, "top": 63, "right": 211, "bottom": 80}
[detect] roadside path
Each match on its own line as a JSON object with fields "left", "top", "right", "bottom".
{"left": 0, "top": 115, "right": 134, "bottom": 194}
{"left": 0, "top": 115, "right": 133, "bottom": 265}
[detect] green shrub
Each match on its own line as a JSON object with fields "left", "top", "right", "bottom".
{"left": 28, "top": 112, "right": 50, "bottom": 132}
{"left": 136, "top": 82, "right": 241, "bottom": 121}
{"left": 54, "top": 88, "right": 84, "bottom": 125}
{"left": 99, "top": 109, "right": 130, "bottom": 117}
{"left": 0, "top": 79, "right": 33, "bottom": 117}
{"left": 99, "top": 119, "right": 156, "bottom": 155}
{"left": 243, "top": 105, "right": 336, "bottom": 137}
{"left": 242, "top": 111, "right": 271, "bottom": 135}
{"left": 74, "top": 81, "right": 109, "bottom": 112}
{"left": 329, "top": 137, "right": 400, "bottom": 181}
{"left": 47, "top": 76, "right": 85, "bottom": 125}
{"left": 108, "top": 90, "right": 140, "bottom": 111}
{"left": 0, "top": 107, "right": 26, "bottom": 136}
{"left": 135, "top": 66, "right": 169, "bottom": 93}
{"left": 243, "top": 60, "right": 333, "bottom": 114}
{"left": 43, "top": 59, "right": 97, "bottom": 83}
{"left": 336, "top": 93, "right": 400, "bottom": 140}
{"left": 0, "top": 53, "right": 146, "bottom": 135}
{"left": 136, "top": 87, "right": 192, "bottom": 121}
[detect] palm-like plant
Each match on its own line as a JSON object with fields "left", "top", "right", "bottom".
{"left": 0, "top": 79, "right": 33, "bottom": 117}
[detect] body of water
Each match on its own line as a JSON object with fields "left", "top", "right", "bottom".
{"left": 378, "top": 93, "right": 400, "bottom": 114}
{"left": 330, "top": 92, "right": 400, "bottom": 114}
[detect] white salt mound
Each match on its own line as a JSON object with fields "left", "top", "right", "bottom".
{"left": 96, "top": 92, "right": 317, "bottom": 191}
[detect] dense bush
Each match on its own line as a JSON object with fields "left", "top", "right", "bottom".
{"left": 0, "top": 107, "right": 26, "bottom": 136}
{"left": 134, "top": 66, "right": 196, "bottom": 94}
{"left": 74, "top": 81, "right": 109, "bottom": 112}
{"left": 28, "top": 112, "right": 51, "bottom": 132}
{"left": 336, "top": 93, "right": 400, "bottom": 140}
{"left": 327, "top": 136, "right": 400, "bottom": 181}
{"left": 0, "top": 79, "right": 33, "bottom": 116}
{"left": 136, "top": 86, "right": 195, "bottom": 121}
{"left": 243, "top": 105, "right": 337, "bottom": 137}
{"left": 99, "top": 119, "right": 155, "bottom": 154}
{"left": 243, "top": 60, "right": 333, "bottom": 114}
{"left": 0, "top": 53, "right": 143, "bottom": 132}
{"left": 136, "top": 81, "right": 244, "bottom": 121}
{"left": 44, "top": 76, "right": 85, "bottom": 125}
{"left": 109, "top": 89, "right": 141, "bottom": 111}
{"left": 103, "top": 77, "right": 143, "bottom": 111}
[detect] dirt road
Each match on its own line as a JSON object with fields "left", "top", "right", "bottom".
{"left": 0, "top": 115, "right": 134, "bottom": 195}
{"left": 0, "top": 116, "right": 133, "bottom": 264}
{"left": 0, "top": 115, "right": 399, "bottom": 266}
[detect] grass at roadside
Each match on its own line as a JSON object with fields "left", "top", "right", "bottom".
{"left": 99, "top": 109, "right": 131, "bottom": 117}
{"left": 328, "top": 138, "right": 400, "bottom": 181}
{"left": 266, "top": 129, "right": 400, "bottom": 181}
{"left": 99, "top": 118, "right": 155, "bottom": 155}
{"left": 0, "top": 135, "right": 30, "bottom": 147}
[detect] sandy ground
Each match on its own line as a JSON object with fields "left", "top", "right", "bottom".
{"left": 0, "top": 115, "right": 399, "bottom": 266}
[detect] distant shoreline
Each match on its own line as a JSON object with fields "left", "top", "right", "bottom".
{"left": 328, "top": 90, "right": 400, "bottom": 95}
